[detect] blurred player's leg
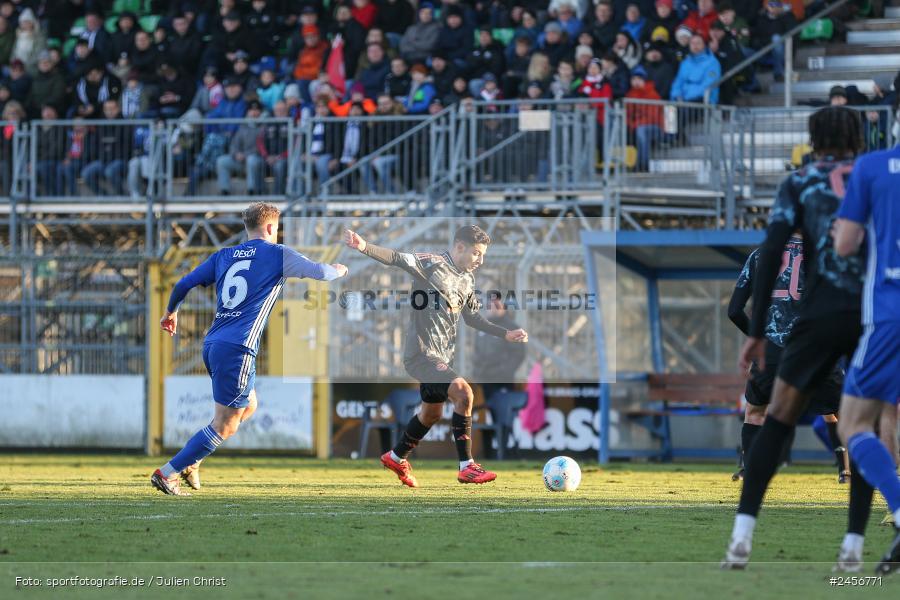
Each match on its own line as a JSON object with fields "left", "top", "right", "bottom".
{"left": 735, "top": 403, "right": 766, "bottom": 482}
{"left": 879, "top": 404, "right": 898, "bottom": 526}
{"left": 822, "top": 414, "right": 851, "bottom": 483}
{"left": 840, "top": 396, "right": 900, "bottom": 575}
{"left": 381, "top": 394, "right": 439, "bottom": 488}
{"left": 180, "top": 391, "right": 258, "bottom": 491}
{"left": 152, "top": 402, "right": 245, "bottom": 496}
{"left": 448, "top": 378, "right": 496, "bottom": 484}
{"left": 839, "top": 320, "right": 900, "bottom": 575}
{"left": 723, "top": 379, "right": 809, "bottom": 569}
{"left": 835, "top": 463, "right": 874, "bottom": 572}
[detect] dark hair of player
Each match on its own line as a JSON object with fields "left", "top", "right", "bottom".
{"left": 242, "top": 202, "right": 281, "bottom": 231}
{"left": 454, "top": 225, "right": 491, "bottom": 247}
{"left": 808, "top": 106, "right": 864, "bottom": 158}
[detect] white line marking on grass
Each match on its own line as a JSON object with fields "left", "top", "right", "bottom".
{"left": 0, "top": 502, "right": 849, "bottom": 526}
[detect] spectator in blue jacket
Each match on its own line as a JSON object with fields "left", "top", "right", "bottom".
{"left": 205, "top": 79, "right": 247, "bottom": 134}
{"left": 620, "top": 4, "right": 647, "bottom": 44}
{"left": 188, "top": 78, "right": 247, "bottom": 194}
{"left": 670, "top": 34, "right": 720, "bottom": 103}
{"left": 404, "top": 63, "right": 436, "bottom": 114}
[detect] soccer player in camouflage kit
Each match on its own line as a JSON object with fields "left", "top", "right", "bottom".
{"left": 344, "top": 225, "right": 529, "bottom": 487}
{"left": 728, "top": 235, "right": 847, "bottom": 483}
{"left": 722, "top": 107, "right": 878, "bottom": 570}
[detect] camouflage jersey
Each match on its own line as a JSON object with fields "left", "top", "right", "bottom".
{"left": 361, "top": 243, "right": 508, "bottom": 366}
{"left": 750, "top": 158, "right": 866, "bottom": 337}
{"left": 732, "top": 237, "right": 804, "bottom": 347}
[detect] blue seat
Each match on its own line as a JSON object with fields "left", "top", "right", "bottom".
{"left": 357, "top": 388, "right": 421, "bottom": 458}
{"left": 473, "top": 390, "right": 527, "bottom": 460}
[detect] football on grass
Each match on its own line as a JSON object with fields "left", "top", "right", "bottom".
{"left": 542, "top": 456, "right": 581, "bottom": 492}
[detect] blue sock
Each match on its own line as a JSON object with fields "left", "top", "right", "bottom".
{"left": 162, "top": 424, "right": 225, "bottom": 476}
{"left": 848, "top": 432, "right": 900, "bottom": 514}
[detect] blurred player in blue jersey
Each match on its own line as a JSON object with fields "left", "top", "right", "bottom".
{"left": 150, "top": 203, "right": 347, "bottom": 496}
{"left": 723, "top": 107, "right": 868, "bottom": 569}
{"left": 833, "top": 134, "right": 900, "bottom": 575}
{"left": 728, "top": 235, "right": 846, "bottom": 483}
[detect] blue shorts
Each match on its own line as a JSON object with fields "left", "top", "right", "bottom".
{"left": 844, "top": 321, "right": 900, "bottom": 405}
{"left": 202, "top": 342, "right": 256, "bottom": 408}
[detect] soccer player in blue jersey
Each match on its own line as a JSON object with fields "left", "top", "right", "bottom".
{"left": 833, "top": 138, "right": 900, "bottom": 575}
{"left": 150, "top": 203, "right": 348, "bottom": 496}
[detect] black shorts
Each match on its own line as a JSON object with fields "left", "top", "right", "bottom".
{"left": 744, "top": 343, "right": 781, "bottom": 407}
{"left": 776, "top": 311, "right": 860, "bottom": 407}
{"left": 745, "top": 333, "right": 845, "bottom": 415}
{"left": 404, "top": 354, "right": 459, "bottom": 404}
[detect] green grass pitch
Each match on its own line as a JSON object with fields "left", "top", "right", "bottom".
{"left": 0, "top": 455, "right": 896, "bottom": 599}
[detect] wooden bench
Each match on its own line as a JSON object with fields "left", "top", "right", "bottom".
{"left": 624, "top": 373, "right": 745, "bottom": 461}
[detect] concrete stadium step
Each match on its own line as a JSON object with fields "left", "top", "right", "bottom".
{"left": 769, "top": 79, "right": 876, "bottom": 96}
{"left": 813, "top": 53, "right": 900, "bottom": 71}
{"left": 888, "top": 6, "right": 900, "bottom": 17}
{"left": 797, "top": 44, "right": 900, "bottom": 58}
{"left": 722, "top": 132, "right": 808, "bottom": 146}
{"left": 845, "top": 17, "right": 900, "bottom": 30}
{"left": 794, "top": 68, "right": 898, "bottom": 82}
{"left": 847, "top": 29, "right": 900, "bottom": 44}
{"left": 649, "top": 158, "right": 785, "bottom": 173}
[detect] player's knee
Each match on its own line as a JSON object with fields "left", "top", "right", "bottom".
{"left": 418, "top": 404, "right": 443, "bottom": 427}
{"left": 745, "top": 404, "right": 766, "bottom": 425}
{"left": 448, "top": 380, "right": 473, "bottom": 412}
{"left": 837, "top": 419, "right": 859, "bottom": 446}
{"left": 213, "top": 416, "right": 241, "bottom": 439}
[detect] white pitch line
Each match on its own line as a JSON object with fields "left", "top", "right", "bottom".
{"left": 0, "top": 502, "right": 850, "bottom": 526}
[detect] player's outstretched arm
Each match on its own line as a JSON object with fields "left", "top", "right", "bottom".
{"left": 344, "top": 228, "right": 429, "bottom": 278}
{"left": 283, "top": 246, "right": 348, "bottom": 281}
{"left": 162, "top": 254, "right": 218, "bottom": 336}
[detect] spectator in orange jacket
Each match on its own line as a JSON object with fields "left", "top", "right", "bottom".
{"left": 625, "top": 66, "right": 664, "bottom": 171}
{"left": 680, "top": 0, "right": 718, "bottom": 41}
{"left": 293, "top": 24, "right": 329, "bottom": 100}
{"left": 328, "top": 82, "right": 377, "bottom": 116}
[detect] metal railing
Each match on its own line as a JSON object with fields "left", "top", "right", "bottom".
{"left": 29, "top": 119, "right": 156, "bottom": 202}
{"left": 308, "top": 112, "right": 437, "bottom": 204}
{"left": 0, "top": 101, "right": 895, "bottom": 227}
{"left": 731, "top": 104, "right": 896, "bottom": 202}
{"left": 704, "top": 0, "right": 851, "bottom": 107}
{"left": 463, "top": 98, "right": 609, "bottom": 193}
{"left": 164, "top": 117, "right": 297, "bottom": 201}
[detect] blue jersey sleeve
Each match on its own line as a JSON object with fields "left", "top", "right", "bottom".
{"left": 838, "top": 158, "right": 871, "bottom": 224}
{"left": 282, "top": 246, "right": 340, "bottom": 281}
{"left": 167, "top": 252, "right": 218, "bottom": 313}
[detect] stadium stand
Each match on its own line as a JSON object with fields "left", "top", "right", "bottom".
{"left": 0, "top": 0, "right": 893, "bottom": 229}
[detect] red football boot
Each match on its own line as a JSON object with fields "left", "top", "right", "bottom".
{"left": 381, "top": 452, "right": 418, "bottom": 488}
{"left": 458, "top": 462, "right": 497, "bottom": 484}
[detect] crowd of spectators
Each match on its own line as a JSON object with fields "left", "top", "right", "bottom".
{"left": 0, "top": 0, "right": 891, "bottom": 192}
